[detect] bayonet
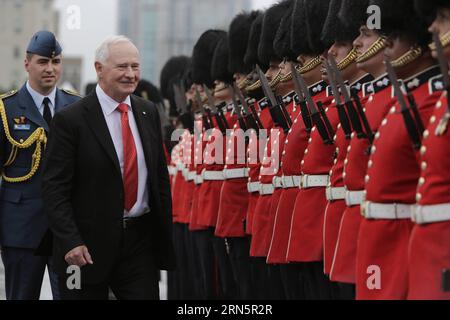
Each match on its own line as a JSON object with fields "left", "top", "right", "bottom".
{"left": 325, "top": 60, "right": 352, "bottom": 139}
{"left": 256, "top": 65, "right": 291, "bottom": 132}
{"left": 328, "top": 56, "right": 366, "bottom": 139}
{"left": 385, "top": 56, "right": 422, "bottom": 149}
{"left": 291, "top": 62, "right": 333, "bottom": 144}
{"left": 234, "top": 83, "right": 264, "bottom": 130}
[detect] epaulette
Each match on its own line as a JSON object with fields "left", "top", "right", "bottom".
{"left": 428, "top": 74, "right": 444, "bottom": 94}
{"left": 61, "top": 88, "right": 82, "bottom": 97}
{"left": 0, "top": 90, "right": 18, "bottom": 100}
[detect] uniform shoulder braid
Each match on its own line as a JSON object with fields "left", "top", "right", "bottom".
{"left": 0, "top": 90, "right": 18, "bottom": 100}
{"left": 61, "top": 88, "right": 82, "bottom": 97}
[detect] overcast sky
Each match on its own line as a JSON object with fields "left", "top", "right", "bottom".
{"left": 54, "top": 0, "right": 277, "bottom": 90}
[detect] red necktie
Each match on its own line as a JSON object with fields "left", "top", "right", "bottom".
{"left": 117, "top": 103, "right": 138, "bottom": 211}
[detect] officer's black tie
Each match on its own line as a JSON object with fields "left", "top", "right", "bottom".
{"left": 43, "top": 97, "right": 52, "bottom": 127}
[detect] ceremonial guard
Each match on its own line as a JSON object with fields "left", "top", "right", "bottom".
{"left": 329, "top": 0, "right": 393, "bottom": 294}
{"left": 319, "top": 0, "right": 373, "bottom": 300}
{"left": 214, "top": 10, "right": 260, "bottom": 299}
{"left": 408, "top": 0, "right": 450, "bottom": 300}
{"left": 0, "top": 31, "right": 81, "bottom": 300}
{"left": 286, "top": 0, "right": 337, "bottom": 300}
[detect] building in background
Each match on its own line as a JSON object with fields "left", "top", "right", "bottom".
{"left": 60, "top": 57, "right": 82, "bottom": 92}
{"left": 0, "top": 0, "right": 59, "bottom": 91}
{"left": 118, "top": 0, "right": 252, "bottom": 85}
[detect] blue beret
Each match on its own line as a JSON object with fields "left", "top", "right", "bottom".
{"left": 26, "top": 31, "right": 62, "bottom": 58}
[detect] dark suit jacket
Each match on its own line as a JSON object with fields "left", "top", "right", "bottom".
{"left": 42, "top": 91, "right": 175, "bottom": 284}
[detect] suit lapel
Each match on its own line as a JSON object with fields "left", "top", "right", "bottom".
{"left": 131, "top": 96, "right": 154, "bottom": 172}
{"left": 83, "top": 92, "right": 122, "bottom": 176}
{"left": 17, "top": 85, "right": 49, "bottom": 131}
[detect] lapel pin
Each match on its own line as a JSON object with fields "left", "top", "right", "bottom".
{"left": 143, "top": 111, "right": 147, "bottom": 115}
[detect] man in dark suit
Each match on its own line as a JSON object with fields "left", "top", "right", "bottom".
{"left": 0, "top": 30, "right": 81, "bottom": 300}
{"left": 42, "top": 35, "right": 175, "bottom": 300}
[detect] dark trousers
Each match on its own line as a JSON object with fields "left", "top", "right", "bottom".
{"left": 169, "top": 223, "right": 198, "bottom": 300}
{"left": 250, "top": 257, "right": 285, "bottom": 300}
{"left": 211, "top": 233, "right": 238, "bottom": 299}
{"left": 193, "top": 229, "right": 219, "bottom": 299}
{"left": 1, "top": 247, "right": 60, "bottom": 300}
{"left": 337, "top": 282, "right": 356, "bottom": 300}
{"left": 227, "top": 237, "right": 254, "bottom": 299}
{"left": 303, "top": 261, "right": 334, "bottom": 300}
{"left": 279, "top": 263, "right": 307, "bottom": 300}
{"left": 58, "top": 217, "right": 159, "bottom": 300}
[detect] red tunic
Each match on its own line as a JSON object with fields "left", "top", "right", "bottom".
{"left": 250, "top": 98, "right": 297, "bottom": 257}
{"left": 325, "top": 75, "right": 372, "bottom": 275}
{"left": 330, "top": 74, "right": 395, "bottom": 283}
{"left": 356, "top": 67, "right": 441, "bottom": 300}
{"left": 286, "top": 81, "right": 336, "bottom": 263}
{"left": 409, "top": 88, "right": 450, "bottom": 300}
{"left": 245, "top": 100, "right": 274, "bottom": 234}
{"left": 215, "top": 117, "right": 250, "bottom": 237}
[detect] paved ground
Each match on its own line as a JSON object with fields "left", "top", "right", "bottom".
{"left": 0, "top": 254, "right": 167, "bottom": 300}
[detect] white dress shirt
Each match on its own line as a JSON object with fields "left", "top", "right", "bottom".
{"left": 26, "top": 81, "right": 56, "bottom": 116}
{"left": 96, "top": 84, "right": 149, "bottom": 217}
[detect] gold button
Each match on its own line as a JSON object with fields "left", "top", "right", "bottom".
{"left": 421, "top": 161, "right": 427, "bottom": 170}
{"left": 416, "top": 193, "right": 422, "bottom": 202}
{"left": 437, "top": 101, "right": 442, "bottom": 108}
{"left": 344, "top": 159, "right": 348, "bottom": 165}
{"left": 336, "top": 147, "right": 339, "bottom": 154}
{"left": 343, "top": 172, "right": 346, "bottom": 179}
{"left": 347, "top": 146, "right": 351, "bottom": 153}
{"left": 301, "top": 160, "right": 305, "bottom": 166}
{"left": 308, "top": 138, "right": 312, "bottom": 144}
{"left": 19, "top": 138, "right": 24, "bottom": 143}
{"left": 333, "top": 135, "right": 337, "bottom": 140}
{"left": 381, "top": 118, "right": 388, "bottom": 126}
{"left": 369, "top": 96, "right": 374, "bottom": 102}
{"left": 337, "top": 123, "right": 341, "bottom": 129}
{"left": 390, "top": 106, "right": 396, "bottom": 114}
{"left": 430, "top": 115, "right": 436, "bottom": 124}
{"left": 375, "top": 132, "right": 380, "bottom": 140}
{"left": 312, "top": 127, "right": 316, "bottom": 132}
{"left": 333, "top": 159, "right": 337, "bottom": 165}
{"left": 351, "top": 132, "right": 356, "bottom": 139}
{"left": 418, "top": 177, "right": 425, "bottom": 186}
{"left": 365, "top": 175, "right": 370, "bottom": 183}
{"left": 420, "top": 146, "right": 427, "bottom": 155}
{"left": 423, "top": 130, "right": 429, "bottom": 139}
{"left": 371, "top": 146, "right": 376, "bottom": 154}
{"left": 304, "top": 149, "right": 309, "bottom": 154}
{"left": 329, "top": 170, "right": 333, "bottom": 175}
{"left": 368, "top": 160, "right": 373, "bottom": 168}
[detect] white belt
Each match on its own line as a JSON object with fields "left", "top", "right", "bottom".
{"left": 345, "top": 190, "right": 365, "bottom": 206}
{"left": 223, "top": 168, "right": 248, "bottom": 180}
{"left": 272, "top": 176, "right": 283, "bottom": 189}
{"left": 282, "top": 175, "right": 301, "bottom": 189}
{"left": 187, "top": 171, "right": 196, "bottom": 182}
{"left": 300, "top": 174, "right": 329, "bottom": 189}
{"left": 182, "top": 167, "right": 189, "bottom": 179}
{"left": 201, "top": 170, "right": 224, "bottom": 181}
{"left": 259, "top": 183, "right": 275, "bottom": 195}
{"left": 168, "top": 166, "right": 177, "bottom": 176}
{"left": 194, "top": 175, "right": 204, "bottom": 185}
{"left": 176, "top": 163, "right": 184, "bottom": 171}
{"left": 247, "top": 181, "right": 261, "bottom": 193}
{"left": 412, "top": 203, "right": 450, "bottom": 224}
{"left": 361, "top": 201, "right": 412, "bottom": 220}
{"left": 326, "top": 187, "right": 346, "bottom": 201}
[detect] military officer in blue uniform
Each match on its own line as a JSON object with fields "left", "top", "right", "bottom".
{"left": 0, "top": 30, "right": 81, "bottom": 300}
